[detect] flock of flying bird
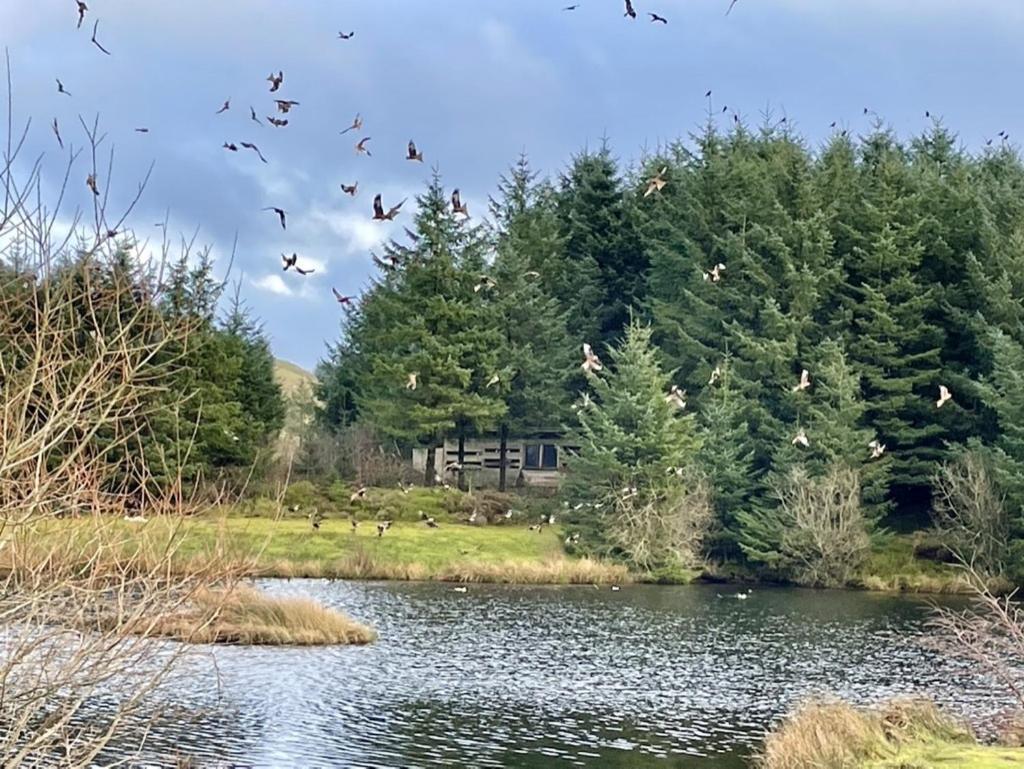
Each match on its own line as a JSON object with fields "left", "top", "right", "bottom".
{"left": 56, "top": 2, "right": 949, "bottom": 465}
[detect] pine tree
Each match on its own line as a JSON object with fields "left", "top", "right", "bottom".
{"left": 562, "top": 319, "right": 702, "bottom": 557}
{"left": 489, "top": 156, "right": 574, "bottom": 489}
{"left": 355, "top": 174, "right": 507, "bottom": 483}
{"left": 555, "top": 144, "right": 647, "bottom": 348}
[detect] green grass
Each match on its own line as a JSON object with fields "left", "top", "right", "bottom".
{"left": 866, "top": 743, "right": 1024, "bottom": 768}
{"left": 858, "top": 533, "right": 975, "bottom": 594}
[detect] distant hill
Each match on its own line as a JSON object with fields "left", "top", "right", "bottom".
{"left": 274, "top": 359, "right": 317, "bottom": 397}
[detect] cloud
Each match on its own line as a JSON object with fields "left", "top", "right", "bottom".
{"left": 251, "top": 273, "right": 293, "bottom": 296}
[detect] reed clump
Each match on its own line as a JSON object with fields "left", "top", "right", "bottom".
{"left": 758, "top": 698, "right": 974, "bottom": 769}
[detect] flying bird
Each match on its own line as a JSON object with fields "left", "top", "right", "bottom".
{"left": 90, "top": 20, "right": 110, "bottom": 55}
{"left": 295, "top": 265, "right": 315, "bottom": 276}
{"left": 563, "top": 4, "right": 579, "bottom": 9}
{"left": 76, "top": 1, "right": 87, "bottom": 28}
{"left": 624, "top": 0, "right": 637, "bottom": 18}
{"left": 341, "top": 182, "right": 358, "bottom": 196}
{"left": 792, "top": 428, "right": 810, "bottom": 448}
{"left": 649, "top": 12, "right": 668, "bottom": 23}
{"left": 665, "top": 385, "right": 687, "bottom": 410}
{"left": 406, "top": 372, "right": 418, "bottom": 391}
{"left": 263, "top": 207, "right": 287, "bottom": 229}
{"left": 644, "top": 167, "right": 668, "bottom": 197}
{"left": 249, "top": 107, "right": 262, "bottom": 126}
{"left": 869, "top": 440, "right": 886, "bottom": 460}
{"left": 338, "top": 31, "right": 355, "bottom": 39}
{"left": 86, "top": 173, "right": 99, "bottom": 196}
{"left": 240, "top": 141, "right": 268, "bottom": 163}
{"left": 56, "top": 79, "right": 71, "bottom": 96}
{"left": 349, "top": 486, "right": 367, "bottom": 504}
{"left": 708, "top": 365, "right": 722, "bottom": 386}
{"left": 581, "top": 343, "right": 603, "bottom": 373}
{"left": 340, "top": 113, "right": 363, "bottom": 135}
{"left": 332, "top": 288, "right": 354, "bottom": 305}
{"left": 376, "top": 521, "right": 391, "bottom": 537}
{"left": 134, "top": 127, "right": 149, "bottom": 133}
{"left": 216, "top": 100, "right": 230, "bottom": 114}
{"left": 486, "top": 374, "right": 501, "bottom": 388}
{"left": 267, "top": 71, "right": 284, "bottom": 92}
{"left": 474, "top": 275, "right": 497, "bottom": 293}
{"left": 275, "top": 99, "right": 300, "bottom": 114}
{"left": 267, "top": 117, "right": 288, "bottom": 127}
{"left": 372, "top": 193, "right": 405, "bottom": 221}
{"left": 222, "top": 142, "right": 238, "bottom": 152}
{"left": 355, "top": 136, "right": 372, "bottom": 156}
{"left": 282, "top": 253, "right": 298, "bottom": 271}
{"left": 51, "top": 119, "right": 63, "bottom": 149}
{"left": 451, "top": 189, "right": 470, "bottom": 217}
{"left": 792, "top": 369, "right": 811, "bottom": 393}
{"left": 936, "top": 385, "right": 953, "bottom": 409}
{"left": 726, "top": 0, "right": 740, "bottom": 14}
{"left": 406, "top": 140, "right": 424, "bottom": 162}
{"left": 703, "top": 263, "right": 726, "bottom": 283}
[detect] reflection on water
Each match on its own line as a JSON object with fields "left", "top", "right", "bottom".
{"left": 120, "top": 582, "right": 1005, "bottom": 768}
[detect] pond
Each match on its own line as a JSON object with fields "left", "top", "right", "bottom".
{"left": 129, "top": 581, "right": 1005, "bottom": 768}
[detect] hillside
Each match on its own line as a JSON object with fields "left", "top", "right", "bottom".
{"left": 273, "top": 359, "right": 317, "bottom": 397}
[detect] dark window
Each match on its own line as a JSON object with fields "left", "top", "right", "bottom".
{"left": 524, "top": 444, "right": 558, "bottom": 470}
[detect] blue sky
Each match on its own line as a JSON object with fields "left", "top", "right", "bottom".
{"left": 3, "top": 0, "right": 1023, "bottom": 369}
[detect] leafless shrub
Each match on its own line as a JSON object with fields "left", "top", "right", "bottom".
{"left": 772, "top": 465, "right": 871, "bottom": 588}
{"left": 932, "top": 451, "right": 1010, "bottom": 579}
{"left": 604, "top": 478, "right": 713, "bottom": 571}
{"left": 927, "top": 566, "right": 1024, "bottom": 731}
{"left": 296, "top": 422, "right": 408, "bottom": 485}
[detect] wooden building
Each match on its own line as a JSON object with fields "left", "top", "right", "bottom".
{"left": 411, "top": 433, "right": 580, "bottom": 489}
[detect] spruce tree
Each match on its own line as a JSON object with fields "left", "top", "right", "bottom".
{"left": 562, "top": 319, "right": 702, "bottom": 557}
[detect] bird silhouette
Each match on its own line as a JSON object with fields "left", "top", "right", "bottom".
{"left": 563, "top": 4, "right": 579, "bottom": 9}
{"left": 726, "top": 0, "right": 740, "bottom": 15}
{"left": 332, "top": 288, "right": 354, "bottom": 305}
{"left": 263, "top": 207, "right": 287, "bottom": 229}
{"left": 649, "top": 12, "right": 668, "bottom": 24}
{"left": 644, "top": 167, "right": 668, "bottom": 197}
{"left": 355, "top": 136, "right": 372, "bottom": 156}
{"left": 581, "top": 343, "right": 603, "bottom": 373}
{"left": 624, "top": 0, "right": 637, "bottom": 18}
{"left": 76, "top": 1, "right": 87, "bottom": 28}
{"left": 90, "top": 20, "right": 110, "bottom": 55}
{"left": 792, "top": 368, "right": 811, "bottom": 393}
{"left": 267, "top": 116, "right": 288, "bottom": 127}
{"left": 665, "top": 385, "right": 687, "bottom": 410}
{"left": 275, "top": 99, "right": 300, "bottom": 114}
{"left": 341, "top": 182, "right": 359, "bottom": 196}
{"left": 451, "top": 189, "right": 470, "bottom": 217}
{"left": 249, "top": 107, "right": 262, "bottom": 126}
{"left": 936, "top": 385, "right": 953, "bottom": 409}
{"left": 406, "top": 140, "right": 424, "bottom": 162}
{"left": 216, "top": 99, "right": 230, "bottom": 114}
{"left": 340, "top": 113, "right": 363, "bottom": 135}
{"left": 241, "top": 141, "right": 267, "bottom": 163}
{"left": 52, "top": 119, "right": 63, "bottom": 149}
{"left": 372, "top": 193, "right": 405, "bottom": 221}
{"left": 406, "top": 372, "right": 418, "bottom": 390}
{"left": 86, "top": 173, "right": 99, "bottom": 196}
{"left": 56, "top": 79, "right": 71, "bottom": 96}
{"left": 792, "top": 428, "right": 810, "bottom": 448}
{"left": 869, "top": 439, "right": 886, "bottom": 459}
{"left": 267, "top": 71, "right": 284, "bottom": 92}
{"left": 703, "top": 263, "right": 726, "bottom": 282}
{"left": 282, "top": 253, "right": 298, "bottom": 271}
{"left": 222, "top": 142, "right": 238, "bottom": 152}
{"left": 338, "top": 31, "right": 355, "bottom": 40}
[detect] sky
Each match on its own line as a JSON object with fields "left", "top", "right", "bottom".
{"left": 2, "top": 0, "right": 1023, "bottom": 370}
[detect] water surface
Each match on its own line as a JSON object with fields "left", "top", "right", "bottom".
{"left": 128, "top": 581, "right": 1005, "bottom": 768}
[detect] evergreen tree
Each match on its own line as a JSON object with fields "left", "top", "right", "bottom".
{"left": 555, "top": 144, "right": 647, "bottom": 348}
{"left": 489, "top": 156, "right": 574, "bottom": 488}
{"left": 563, "top": 319, "right": 702, "bottom": 556}
{"left": 355, "top": 174, "right": 507, "bottom": 483}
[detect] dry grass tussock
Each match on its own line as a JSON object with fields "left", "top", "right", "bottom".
{"left": 143, "top": 585, "right": 377, "bottom": 645}
{"left": 758, "top": 698, "right": 972, "bottom": 769}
